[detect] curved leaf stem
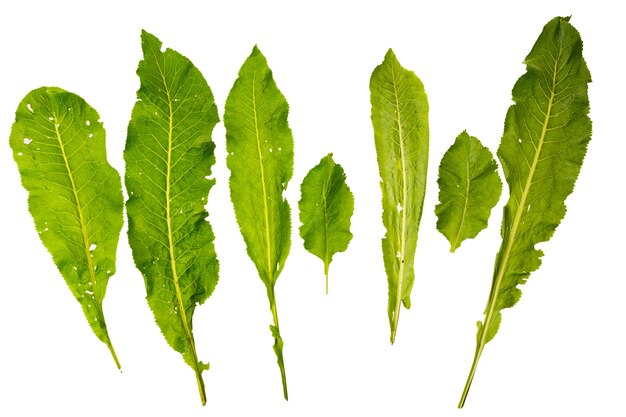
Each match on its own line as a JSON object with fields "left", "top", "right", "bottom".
{"left": 459, "top": 44, "right": 558, "bottom": 409}
{"left": 106, "top": 340, "right": 122, "bottom": 370}
{"left": 458, "top": 333, "right": 485, "bottom": 407}
{"left": 268, "top": 288, "right": 288, "bottom": 400}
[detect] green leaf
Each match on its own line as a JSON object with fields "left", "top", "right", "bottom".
{"left": 459, "top": 16, "right": 592, "bottom": 407}
{"left": 10, "top": 87, "right": 123, "bottom": 368}
{"left": 224, "top": 46, "right": 293, "bottom": 400}
{"left": 370, "top": 49, "right": 429, "bottom": 344}
{"left": 298, "top": 153, "right": 354, "bottom": 294}
{"left": 435, "top": 131, "right": 502, "bottom": 252}
{"left": 124, "top": 30, "right": 219, "bottom": 406}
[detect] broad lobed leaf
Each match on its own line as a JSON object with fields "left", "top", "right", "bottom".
{"left": 370, "top": 49, "right": 429, "bottom": 343}
{"left": 124, "top": 30, "right": 219, "bottom": 404}
{"left": 460, "top": 16, "right": 592, "bottom": 407}
{"left": 299, "top": 153, "right": 354, "bottom": 293}
{"left": 486, "top": 15, "right": 591, "bottom": 342}
{"left": 435, "top": 131, "right": 502, "bottom": 252}
{"left": 10, "top": 87, "right": 123, "bottom": 367}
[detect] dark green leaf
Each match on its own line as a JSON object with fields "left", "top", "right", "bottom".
{"left": 459, "top": 16, "right": 592, "bottom": 407}
{"left": 435, "top": 131, "right": 502, "bottom": 252}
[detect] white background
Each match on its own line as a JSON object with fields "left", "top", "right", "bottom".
{"left": 0, "top": 1, "right": 623, "bottom": 416}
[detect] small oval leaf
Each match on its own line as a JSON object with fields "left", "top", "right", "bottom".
{"left": 435, "top": 131, "right": 502, "bottom": 252}
{"left": 299, "top": 153, "right": 354, "bottom": 294}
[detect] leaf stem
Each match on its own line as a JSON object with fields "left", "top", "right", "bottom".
{"left": 194, "top": 363, "right": 207, "bottom": 406}
{"left": 390, "top": 302, "right": 401, "bottom": 344}
{"left": 268, "top": 287, "right": 288, "bottom": 400}
{"left": 324, "top": 261, "right": 329, "bottom": 295}
{"left": 105, "top": 340, "right": 121, "bottom": 370}
{"left": 458, "top": 331, "right": 486, "bottom": 408}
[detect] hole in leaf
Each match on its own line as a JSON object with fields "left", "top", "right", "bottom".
{"left": 24, "top": 138, "right": 32, "bottom": 145}
{"left": 27, "top": 103, "right": 33, "bottom": 113}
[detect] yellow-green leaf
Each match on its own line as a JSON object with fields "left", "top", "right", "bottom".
{"left": 299, "top": 153, "right": 354, "bottom": 294}
{"left": 10, "top": 87, "right": 123, "bottom": 368}
{"left": 224, "top": 46, "right": 293, "bottom": 400}
{"left": 370, "top": 49, "right": 429, "bottom": 344}
{"left": 124, "top": 31, "right": 219, "bottom": 405}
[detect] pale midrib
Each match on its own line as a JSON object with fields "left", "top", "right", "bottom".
{"left": 323, "top": 160, "right": 333, "bottom": 267}
{"left": 479, "top": 57, "right": 560, "bottom": 351}
{"left": 53, "top": 116, "right": 98, "bottom": 297}
{"left": 156, "top": 65, "right": 202, "bottom": 380}
{"left": 390, "top": 65, "right": 408, "bottom": 340}
{"left": 252, "top": 69, "right": 275, "bottom": 285}
{"left": 322, "top": 159, "right": 333, "bottom": 290}
{"left": 451, "top": 163, "right": 471, "bottom": 251}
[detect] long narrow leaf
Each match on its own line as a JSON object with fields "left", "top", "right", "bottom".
{"left": 10, "top": 87, "right": 123, "bottom": 368}
{"left": 124, "top": 31, "right": 219, "bottom": 405}
{"left": 224, "top": 46, "right": 293, "bottom": 400}
{"left": 459, "top": 16, "right": 592, "bottom": 407}
{"left": 370, "top": 49, "right": 429, "bottom": 343}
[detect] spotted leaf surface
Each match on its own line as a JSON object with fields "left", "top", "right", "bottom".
{"left": 124, "top": 31, "right": 219, "bottom": 405}
{"left": 10, "top": 87, "right": 123, "bottom": 367}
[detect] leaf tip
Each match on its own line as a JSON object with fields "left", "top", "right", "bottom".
{"left": 140, "top": 29, "right": 163, "bottom": 54}
{"left": 140, "top": 28, "right": 155, "bottom": 42}
{"left": 384, "top": 48, "right": 397, "bottom": 63}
